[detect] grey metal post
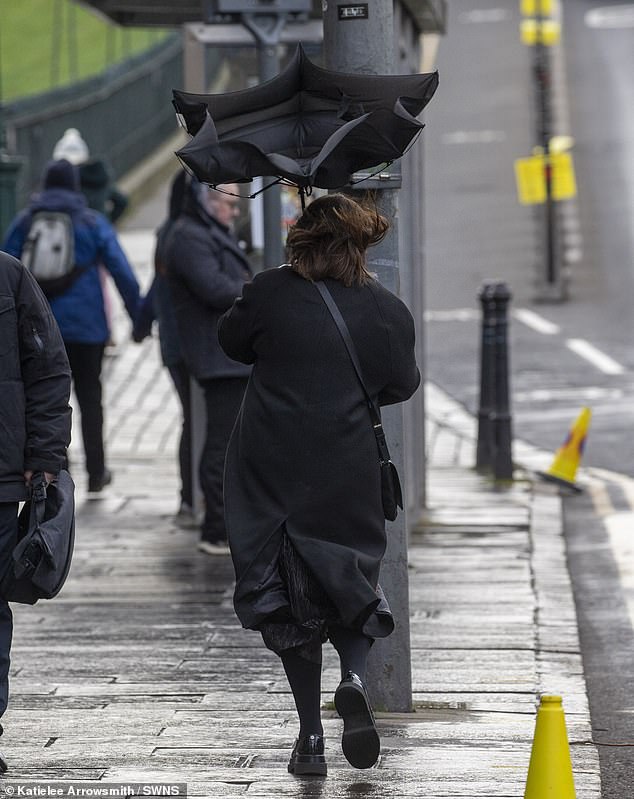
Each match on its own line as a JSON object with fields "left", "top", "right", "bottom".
{"left": 0, "top": 75, "right": 23, "bottom": 238}
{"left": 182, "top": 26, "right": 209, "bottom": 522}
{"left": 0, "top": 153, "right": 22, "bottom": 240}
{"left": 183, "top": 24, "right": 207, "bottom": 93}
{"left": 323, "top": 0, "right": 412, "bottom": 712}
{"left": 533, "top": 11, "right": 564, "bottom": 301}
{"left": 241, "top": 14, "right": 285, "bottom": 268}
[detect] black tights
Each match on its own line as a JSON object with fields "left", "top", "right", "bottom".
{"left": 280, "top": 625, "right": 373, "bottom": 738}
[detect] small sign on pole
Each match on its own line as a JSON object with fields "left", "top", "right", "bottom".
{"left": 550, "top": 152, "right": 577, "bottom": 200}
{"left": 515, "top": 155, "right": 547, "bottom": 205}
{"left": 514, "top": 152, "right": 577, "bottom": 205}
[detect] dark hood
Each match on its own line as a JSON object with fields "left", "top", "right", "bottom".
{"left": 78, "top": 159, "right": 110, "bottom": 190}
{"left": 30, "top": 188, "right": 88, "bottom": 217}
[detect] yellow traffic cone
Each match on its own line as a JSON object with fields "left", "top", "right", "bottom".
{"left": 524, "top": 695, "right": 576, "bottom": 798}
{"left": 537, "top": 407, "right": 591, "bottom": 492}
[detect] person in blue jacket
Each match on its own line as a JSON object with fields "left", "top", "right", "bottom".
{"left": 2, "top": 159, "right": 140, "bottom": 493}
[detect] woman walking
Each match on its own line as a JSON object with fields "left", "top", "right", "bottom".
{"left": 218, "top": 194, "right": 420, "bottom": 775}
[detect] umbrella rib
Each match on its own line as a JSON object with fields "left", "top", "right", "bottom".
{"left": 245, "top": 178, "right": 286, "bottom": 199}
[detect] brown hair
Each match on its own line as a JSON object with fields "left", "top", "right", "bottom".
{"left": 286, "top": 193, "right": 389, "bottom": 287}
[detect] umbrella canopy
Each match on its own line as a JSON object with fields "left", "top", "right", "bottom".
{"left": 173, "top": 45, "right": 438, "bottom": 191}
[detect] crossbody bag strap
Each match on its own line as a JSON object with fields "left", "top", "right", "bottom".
{"left": 315, "top": 281, "right": 392, "bottom": 464}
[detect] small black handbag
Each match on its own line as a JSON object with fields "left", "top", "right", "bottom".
{"left": 315, "top": 281, "right": 403, "bottom": 521}
{"left": 0, "top": 470, "right": 76, "bottom": 604}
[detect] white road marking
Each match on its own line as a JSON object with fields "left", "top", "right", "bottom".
{"left": 458, "top": 8, "right": 510, "bottom": 24}
{"left": 586, "top": 5, "right": 634, "bottom": 28}
{"left": 514, "top": 386, "right": 623, "bottom": 403}
{"left": 561, "top": 215, "right": 581, "bottom": 232}
{"left": 566, "top": 339, "right": 626, "bottom": 375}
{"left": 424, "top": 308, "right": 479, "bottom": 322}
{"left": 563, "top": 231, "right": 584, "bottom": 247}
{"left": 513, "top": 308, "right": 560, "bottom": 335}
{"left": 442, "top": 130, "right": 506, "bottom": 145}
{"left": 588, "top": 481, "right": 616, "bottom": 517}
{"left": 592, "top": 470, "right": 634, "bottom": 511}
{"left": 564, "top": 248, "right": 584, "bottom": 264}
{"left": 604, "top": 512, "right": 634, "bottom": 629}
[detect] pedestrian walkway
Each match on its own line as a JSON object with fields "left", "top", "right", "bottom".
{"left": 1, "top": 224, "right": 600, "bottom": 797}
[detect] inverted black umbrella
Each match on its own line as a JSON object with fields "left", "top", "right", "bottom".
{"left": 173, "top": 45, "right": 438, "bottom": 205}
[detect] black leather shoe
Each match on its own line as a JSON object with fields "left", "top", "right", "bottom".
{"left": 88, "top": 468, "right": 112, "bottom": 493}
{"left": 334, "top": 671, "right": 380, "bottom": 769}
{"left": 287, "top": 734, "right": 327, "bottom": 776}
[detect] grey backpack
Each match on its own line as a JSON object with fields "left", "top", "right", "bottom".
{"left": 22, "top": 211, "right": 79, "bottom": 297}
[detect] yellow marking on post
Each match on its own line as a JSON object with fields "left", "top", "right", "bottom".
{"left": 521, "top": 19, "right": 561, "bottom": 45}
{"left": 521, "top": 0, "right": 553, "bottom": 16}
{"left": 514, "top": 152, "right": 577, "bottom": 204}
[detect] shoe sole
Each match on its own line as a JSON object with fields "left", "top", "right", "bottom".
{"left": 334, "top": 682, "right": 380, "bottom": 769}
{"left": 288, "top": 756, "right": 327, "bottom": 776}
{"left": 197, "top": 543, "right": 231, "bottom": 555}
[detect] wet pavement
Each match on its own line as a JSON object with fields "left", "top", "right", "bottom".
{"left": 0, "top": 196, "right": 601, "bottom": 796}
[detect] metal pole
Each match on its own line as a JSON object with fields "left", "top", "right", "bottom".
{"left": 323, "top": 0, "right": 412, "bottom": 713}
{"left": 182, "top": 25, "right": 210, "bottom": 523}
{"left": 533, "top": 9, "right": 562, "bottom": 300}
{"left": 242, "top": 14, "right": 285, "bottom": 269}
{"left": 0, "top": 34, "right": 23, "bottom": 239}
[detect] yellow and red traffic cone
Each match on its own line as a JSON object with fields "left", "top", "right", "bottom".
{"left": 537, "top": 407, "right": 591, "bottom": 492}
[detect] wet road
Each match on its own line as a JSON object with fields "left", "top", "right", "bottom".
{"left": 424, "top": 2, "right": 634, "bottom": 796}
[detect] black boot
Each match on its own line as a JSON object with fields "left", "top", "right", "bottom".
{"left": 334, "top": 671, "right": 380, "bottom": 769}
{"left": 287, "top": 734, "right": 327, "bottom": 776}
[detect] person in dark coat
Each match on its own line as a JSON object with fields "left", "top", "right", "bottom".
{"left": 164, "top": 179, "right": 252, "bottom": 554}
{"left": 2, "top": 159, "right": 140, "bottom": 493}
{"left": 0, "top": 251, "right": 72, "bottom": 772}
{"left": 218, "top": 193, "right": 420, "bottom": 775}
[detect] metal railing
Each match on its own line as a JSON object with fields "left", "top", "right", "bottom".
{"left": 1, "top": 34, "right": 184, "bottom": 208}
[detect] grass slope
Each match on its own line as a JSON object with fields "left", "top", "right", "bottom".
{"left": 0, "top": 0, "right": 169, "bottom": 102}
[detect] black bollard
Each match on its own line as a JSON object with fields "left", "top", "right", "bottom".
{"left": 476, "top": 282, "right": 497, "bottom": 472}
{"left": 476, "top": 281, "right": 514, "bottom": 480}
{"left": 491, "top": 283, "right": 513, "bottom": 479}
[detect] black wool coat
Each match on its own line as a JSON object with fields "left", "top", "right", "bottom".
{"left": 218, "top": 266, "right": 421, "bottom": 637}
{"left": 0, "top": 252, "right": 72, "bottom": 501}
{"left": 164, "top": 196, "right": 252, "bottom": 382}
